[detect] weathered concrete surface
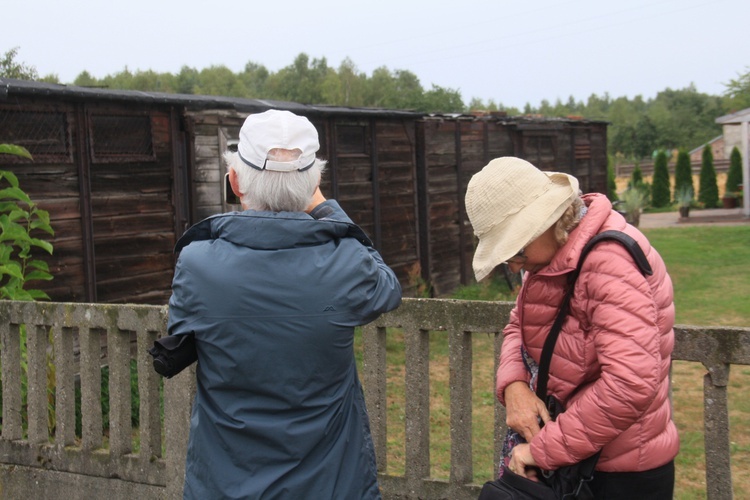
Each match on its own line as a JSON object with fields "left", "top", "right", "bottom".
{"left": 0, "top": 463, "right": 163, "bottom": 500}
{"left": 2, "top": 299, "right": 749, "bottom": 500}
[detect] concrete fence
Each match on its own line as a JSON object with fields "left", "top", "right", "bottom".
{"left": 1, "top": 299, "right": 748, "bottom": 499}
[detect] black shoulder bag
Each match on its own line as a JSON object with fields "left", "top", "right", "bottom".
{"left": 478, "top": 231, "right": 653, "bottom": 500}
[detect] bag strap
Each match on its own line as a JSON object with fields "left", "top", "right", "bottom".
{"left": 535, "top": 230, "right": 652, "bottom": 400}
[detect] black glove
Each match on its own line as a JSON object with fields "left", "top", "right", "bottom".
{"left": 147, "top": 333, "right": 197, "bottom": 378}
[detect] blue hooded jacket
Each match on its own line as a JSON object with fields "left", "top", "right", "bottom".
{"left": 168, "top": 200, "right": 402, "bottom": 499}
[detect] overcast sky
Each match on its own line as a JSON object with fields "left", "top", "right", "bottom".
{"left": 3, "top": 0, "right": 748, "bottom": 109}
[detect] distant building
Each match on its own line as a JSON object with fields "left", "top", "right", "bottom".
{"left": 716, "top": 107, "right": 750, "bottom": 217}
{"left": 689, "top": 135, "right": 725, "bottom": 162}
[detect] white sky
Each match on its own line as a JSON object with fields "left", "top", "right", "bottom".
{"left": 3, "top": 0, "right": 748, "bottom": 109}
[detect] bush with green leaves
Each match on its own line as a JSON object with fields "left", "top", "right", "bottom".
{"left": 651, "top": 150, "right": 671, "bottom": 208}
{"left": 674, "top": 149, "right": 694, "bottom": 203}
{"left": 698, "top": 145, "right": 719, "bottom": 208}
{"left": 726, "top": 146, "right": 742, "bottom": 195}
{"left": 0, "top": 155, "right": 54, "bottom": 300}
{"left": 0, "top": 145, "right": 56, "bottom": 436}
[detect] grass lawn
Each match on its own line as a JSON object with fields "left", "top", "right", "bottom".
{"left": 644, "top": 225, "right": 750, "bottom": 499}
{"left": 360, "top": 224, "right": 750, "bottom": 498}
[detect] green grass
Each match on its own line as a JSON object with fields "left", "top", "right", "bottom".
{"left": 642, "top": 225, "right": 750, "bottom": 327}
{"left": 370, "top": 225, "right": 750, "bottom": 496}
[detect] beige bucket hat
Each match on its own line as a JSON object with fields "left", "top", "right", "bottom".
{"left": 465, "top": 157, "right": 579, "bottom": 281}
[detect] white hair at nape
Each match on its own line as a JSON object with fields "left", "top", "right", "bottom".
{"left": 224, "top": 151, "right": 327, "bottom": 212}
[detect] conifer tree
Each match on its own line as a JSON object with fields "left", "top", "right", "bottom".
{"left": 698, "top": 145, "right": 719, "bottom": 208}
{"left": 725, "top": 146, "right": 742, "bottom": 195}
{"left": 629, "top": 163, "right": 643, "bottom": 188}
{"left": 673, "top": 149, "right": 694, "bottom": 202}
{"left": 607, "top": 156, "right": 618, "bottom": 202}
{"left": 651, "top": 150, "right": 671, "bottom": 207}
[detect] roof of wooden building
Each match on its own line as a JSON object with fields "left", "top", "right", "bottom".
{"left": 0, "top": 78, "right": 424, "bottom": 119}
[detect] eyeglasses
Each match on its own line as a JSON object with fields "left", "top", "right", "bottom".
{"left": 504, "top": 248, "right": 527, "bottom": 265}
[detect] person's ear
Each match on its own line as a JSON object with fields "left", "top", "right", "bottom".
{"left": 228, "top": 168, "right": 242, "bottom": 198}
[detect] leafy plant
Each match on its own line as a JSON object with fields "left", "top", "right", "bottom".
{"left": 675, "top": 185, "right": 694, "bottom": 208}
{"left": 620, "top": 188, "right": 647, "bottom": 227}
{"left": 0, "top": 146, "right": 57, "bottom": 435}
{"left": 0, "top": 157, "right": 55, "bottom": 300}
{"left": 627, "top": 163, "right": 651, "bottom": 207}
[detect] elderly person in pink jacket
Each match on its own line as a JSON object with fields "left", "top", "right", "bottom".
{"left": 466, "top": 157, "right": 679, "bottom": 499}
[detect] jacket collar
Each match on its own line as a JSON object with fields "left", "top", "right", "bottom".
{"left": 534, "top": 193, "right": 623, "bottom": 276}
{"left": 174, "top": 210, "right": 372, "bottom": 253}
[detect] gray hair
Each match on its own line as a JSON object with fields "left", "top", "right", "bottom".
{"left": 224, "top": 150, "right": 327, "bottom": 212}
{"left": 553, "top": 194, "right": 585, "bottom": 246}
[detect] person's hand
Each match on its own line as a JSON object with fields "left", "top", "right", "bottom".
{"left": 508, "top": 443, "right": 539, "bottom": 480}
{"left": 305, "top": 187, "right": 327, "bottom": 213}
{"left": 504, "top": 381, "right": 551, "bottom": 442}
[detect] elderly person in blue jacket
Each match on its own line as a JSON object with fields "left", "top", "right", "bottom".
{"left": 168, "top": 109, "right": 402, "bottom": 499}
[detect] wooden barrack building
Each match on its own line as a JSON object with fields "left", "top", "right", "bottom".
{"left": 0, "top": 78, "right": 608, "bottom": 303}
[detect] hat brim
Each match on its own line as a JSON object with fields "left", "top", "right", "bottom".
{"left": 472, "top": 172, "right": 578, "bottom": 281}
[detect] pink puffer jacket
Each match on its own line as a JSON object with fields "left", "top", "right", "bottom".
{"left": 496, "top": 193, "right": 679, "bottom": 472}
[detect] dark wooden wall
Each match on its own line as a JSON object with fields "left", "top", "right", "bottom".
{"left": 1, "top": 92, "right": 607, "bottom": 304}
{"left": 0, "top": 98, "right": 186, "bottom": 304}
{"left": 418, "top": 116, "right": 608, "bottom": 296}
{"left": 321, "top": 118, "right": 419, "bottom": 291}
{"left": 186, "top": 111, "right": 421, "bottom": 295}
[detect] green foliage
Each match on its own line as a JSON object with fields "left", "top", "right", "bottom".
{"left": 69, "top": 53, "right": 463, "bottom": 113}
{"left": 606, "top": 156, "right": 618, "bottom": 202}
{"left": 698, "top": 145, "right": 720, "bottom": 208}
{"left": 35, "top": 50, "right": 745, "bottom": 158}
{"left": 451, "top": 273, "right": 517, "bottom": 301}
{"left": 0, "top": 47, "right": 58, "bottom": 82}
{"left": 726, "top": 146, "right": 743, "bottom": 194}
{"left": 630, "top": 163, "right": 643, "bottom": 186}
{"left": 627, "top": 164, "right": 651, "bottom": 206}
{"left": 723, "top": 66, "right": 750, "bottom": 110}
{"left": 651, "top": 150, "right": 671, "bottom": 208}
{"left": 0, "top": 47, "right": 38, "bottom": 80}
{"left": 0, "top": 165, "right": 55, "bottom": 300}
{"left": 0, "top": 144, "right": 33, "bottom": 159}
{"left": 674, "top": 149, "right": 694, "bottom": 202}
{"left": 620, "top": 187, "right": 647, "bottom": 218}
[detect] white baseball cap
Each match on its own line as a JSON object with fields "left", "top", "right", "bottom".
{"left": 237, "top": 110, "right": 320, "bottom": 172}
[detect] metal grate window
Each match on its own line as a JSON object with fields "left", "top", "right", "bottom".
{"left": 336, "top": 124, "right": 370, "bottom": 157}
{"left": 0, "top": 108, "right": 72, "bottom": 162}
{"left": 89, "top": 113, "right": 155, "bottom": 163}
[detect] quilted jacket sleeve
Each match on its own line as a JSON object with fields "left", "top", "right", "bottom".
{"left": 496, "top": 302, "right": 531, "bottom": 405}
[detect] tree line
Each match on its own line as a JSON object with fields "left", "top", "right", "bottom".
{"left": 2, "top": 47, "right": 749, "bottom": 162}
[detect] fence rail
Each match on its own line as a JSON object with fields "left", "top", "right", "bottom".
{"left": 615, "top": 158, "right": 730, "bottom": 178}
{"left": 1, "top": 299, "right": 749, "bottom": 499}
